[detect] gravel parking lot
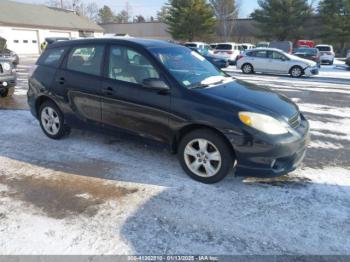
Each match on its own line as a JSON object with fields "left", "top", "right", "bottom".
{"left": 0, "top": 57, "right": 349, "bottom": 255}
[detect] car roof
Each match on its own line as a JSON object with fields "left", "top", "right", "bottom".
{"left": 246, "top": 48, "right": 285, "bottom": 52}
{"left": 217, "top": 42, "right": 237, "bottom": 45}
{"left": 48, "top": 37, "right": 179, "bottom": 50}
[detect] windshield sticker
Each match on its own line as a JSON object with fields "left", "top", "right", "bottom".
{"left": 191, "top": 51, "right": 205, "bottom": 61}
{"left": 183, "top": 80, "right": 191, "bottom": 86}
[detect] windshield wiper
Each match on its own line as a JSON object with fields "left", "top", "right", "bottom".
{"left": 187, "top": 83, "right": 209, "bottom": 90}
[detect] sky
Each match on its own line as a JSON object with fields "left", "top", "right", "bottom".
{"left": 14, "top": 0, "right": 318, "bottom": 19}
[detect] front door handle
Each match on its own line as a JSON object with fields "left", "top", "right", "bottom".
{"left": 102, "top": 87, "right": 114, "bottom": 96}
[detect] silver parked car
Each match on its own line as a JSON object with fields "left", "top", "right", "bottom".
{"left": 236, "top": 48, "right": 319, "bottom": 78}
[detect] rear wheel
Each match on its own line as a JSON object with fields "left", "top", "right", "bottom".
{"left": 39, "top": 101, "right": 70, "bottom": 139}
{"left": 290, "top": 66, "right": 303, "bottom": 78}
{"left": 178, "top": 129, "right": 235, "bottom": 184}
{"left": 242, "top": 63, "right": 254, "bottom": 74}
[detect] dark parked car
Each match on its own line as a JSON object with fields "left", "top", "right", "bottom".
{"left": 0, "top": 58, "right": 16, "bottom": 97}
{"left": 28, "top": 38, "right": 310, "bottom": 184}
{"left": 0, "top": 37, "right": 19, "bottom": 67}
{"left": 188, "top": 47, "right": 229, "bottom": 69}
{"left": 269, "top": 41, "right": 293, "bottom": 54}
{"left": 293, "top": 48, "right": 321, "bottom": 67}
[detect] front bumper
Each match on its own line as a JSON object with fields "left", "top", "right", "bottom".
{"left": 304, "top": 66, "right": 319, "bottom": 76}
{"left": 225, "top": 116, "right": 310, "bottom": 178}
{"left": 0, "top": 75, "right": 16, "bottom": 92}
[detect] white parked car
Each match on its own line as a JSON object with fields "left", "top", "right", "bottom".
{"left": 239, "top": 43, "right": 256, "bottom": 50}
{"left": 236, "top": 48, "right": 319, "bottom": 78}
{"left": 315, "top": 45, "right": 335, "bottom": 65}
{"left": 185, "top": 42, "right": 213, "bottom": 54}
{"left": 213, "top": 43, "right": 242, "bottom": 65}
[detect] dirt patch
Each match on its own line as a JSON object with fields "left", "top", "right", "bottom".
{"left": 0, "top": 174, "right": 138, "bottom": 219}
{"left": 243, "top": 175, "right": 312, "bottom": 188}
{"left": 0, "top": 95, "right": 29, "bottom": 110}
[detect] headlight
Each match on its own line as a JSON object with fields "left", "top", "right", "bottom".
{"left": 2, "top": 62, "right": 11, "bottom": 71}
{"left": 239, "top": 112, "right": 288, "bottom": 135}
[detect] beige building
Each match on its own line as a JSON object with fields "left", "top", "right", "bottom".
{"left": 0, "top": 0, "right": 104, "bottom": 54}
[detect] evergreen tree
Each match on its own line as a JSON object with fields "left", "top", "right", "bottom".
{"left": 165, "top": 0, "right": 216, "bottom": 41}
{"left": 251, "top": 0, "right": 313, "bottom": 41}
{"left": 319, "top": 0, "right": 350, "bottom": 53}
{"left": 98, "top": 5, "right": 115, "bottom": 23}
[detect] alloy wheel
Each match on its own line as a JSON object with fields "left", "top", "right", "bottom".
{"left": 243, "top": 64, "right": 252, "bottom": 74}
{"left": 184, "top": 138, "right": 222, "bottom": 178}
{"left": 291, "top": 67, "right": 302, "bottom": 77}
{"left": 40, "top": 106, "right": 61, "bottom": 136}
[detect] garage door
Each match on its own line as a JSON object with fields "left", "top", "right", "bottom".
{"left": 11, "top": 29, "right": 39, "bottom": 54}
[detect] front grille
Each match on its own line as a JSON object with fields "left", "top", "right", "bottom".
{"left": 289, "top": 112, "right": 301, "bottom": 129}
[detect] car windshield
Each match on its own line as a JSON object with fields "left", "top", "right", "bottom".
{"left": 149, "top": 46, "right": 227, "bottom": 89}
{"left": 317, "top": 46, "right": 331, "bottom": 52}
{"left": 294, "top": 48, "right": 317, "bottom": 55}
{"left": 216, "top": 44, "right": 232, "bottom": 50}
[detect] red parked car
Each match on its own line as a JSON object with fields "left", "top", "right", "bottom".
{"left": 297, "top": 40, "right": 315, "bottom": 48}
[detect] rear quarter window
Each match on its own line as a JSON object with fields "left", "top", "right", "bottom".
{"left": 38, "top": 48, "right": 66, "bottom": 68}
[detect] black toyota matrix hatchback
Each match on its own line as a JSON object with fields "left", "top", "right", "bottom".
{"left": 28, "top": 38, "right": 310, "bottom": 184}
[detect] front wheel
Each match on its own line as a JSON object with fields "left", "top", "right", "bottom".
{"left": 39, "top": 101, "right": 70, "bottom": 139}
{"left": 290, "top": 66, "right": 303, "bottom": 78}
{"left": 178, "top": 129, "right": 235, "bottom": 184}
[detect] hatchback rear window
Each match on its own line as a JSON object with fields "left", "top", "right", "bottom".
{"left": 317, "top": 46, "right": 331, "bottom": 52}
{"left": 216, "top": 44, "right": 233, "bottom": 50}
{"left": 294, "top": 48, "right": 318, "bottom": 55}
{"left": 38, "top": 47, "right": 66, "bottom": 67}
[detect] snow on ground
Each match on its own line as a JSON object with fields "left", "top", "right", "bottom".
{"left": 0, "top": 57, "right": 349, "bottom": 255}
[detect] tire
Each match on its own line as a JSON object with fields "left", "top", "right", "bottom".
{"left": 0, "top": 86, "right": 14, "bottom": 98}
{"left": 178, "top": 129, "right": 235, "bottom": 184}
{"left": 242, "top": 63, "right": 254, "bottom": 74}
{"left": 39, "top": 101, "right": 70, "bottom": 140}
{"left": 290, "top": 66, "right": 303, "bottom": 78}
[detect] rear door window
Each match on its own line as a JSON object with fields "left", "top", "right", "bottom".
{"left": 66, "top": 45, "right": 104, "bottom": 76}
{"left": 38, "top": 47, "right": 66, "bottom": 68}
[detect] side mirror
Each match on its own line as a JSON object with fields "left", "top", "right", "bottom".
{"left": 142, "top": 78, "right": 170, "bottom": 92}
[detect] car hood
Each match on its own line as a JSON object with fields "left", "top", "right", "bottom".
{"left": 288, "top": 54, "right": 316, "bottom": 66}
{"left": 200, "top": 79, "right": 299, "bottom": 120}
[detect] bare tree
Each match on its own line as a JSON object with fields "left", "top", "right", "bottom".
{"left": 46, "top": 0, "right": 99, "bottom": 21}
{"left": 209, "top": 0, "right": 239, "bottom": 41}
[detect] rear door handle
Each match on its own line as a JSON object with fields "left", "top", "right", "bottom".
{"left": 57, "top": 77, "right": 65, "bottom": 85}
{"left": 102, "top": 87, "right": 114, "bottom": 96}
